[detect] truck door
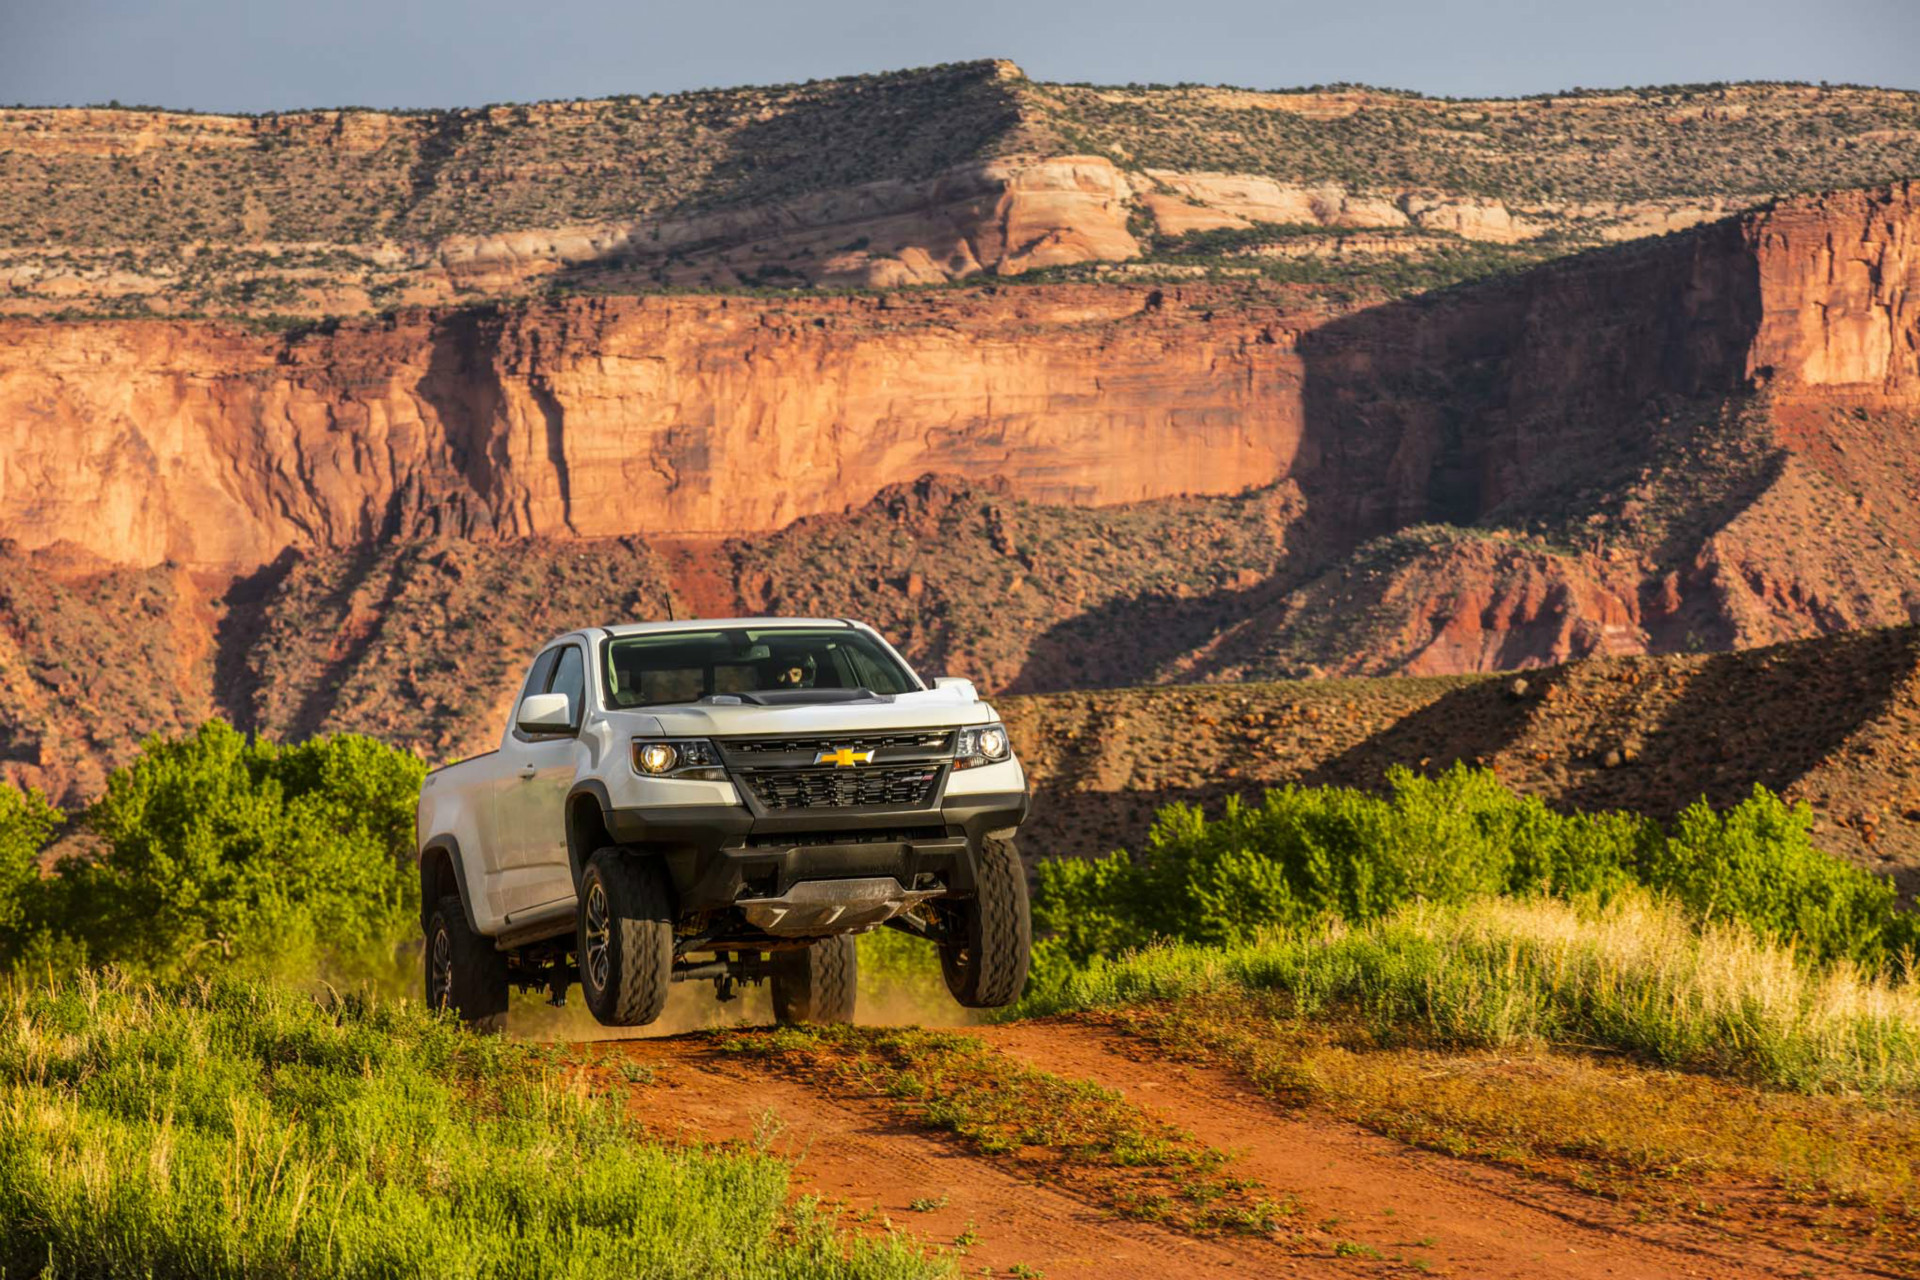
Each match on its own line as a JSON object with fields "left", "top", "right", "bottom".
{"left": 466, "top": 647, "right": 558, "bottom": 924}
{"left": 496, "top": 642, "right": 585, "bottom": 918}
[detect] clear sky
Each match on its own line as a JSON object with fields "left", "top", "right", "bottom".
{"left": 4, "top": 0, "right": 1916, "bottom": 113}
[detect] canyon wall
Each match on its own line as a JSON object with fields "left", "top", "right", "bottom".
{"left": 2, "top": 185, "right": 1913, "bottom": 572}
{"left": 0, "top": 290, "right": 1304, "bottom": 567}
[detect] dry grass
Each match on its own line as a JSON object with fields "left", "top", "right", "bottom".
{"left": 1023, "top": 893, "right": 1920, "bottom": 1094}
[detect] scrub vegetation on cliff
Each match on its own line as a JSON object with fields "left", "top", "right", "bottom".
{"left": 1033, "top": 80, "right": 1920, "bottom": 203}
{"left": 5, "top": 60, "right": 1918, "bottom": 315}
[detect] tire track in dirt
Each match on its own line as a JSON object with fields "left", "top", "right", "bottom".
{"left": 978, "top": 1019, "right": 1897, "bottom": 1280}
{"left": 596, "top": 1035, "right": 1337, "bottom": 1280}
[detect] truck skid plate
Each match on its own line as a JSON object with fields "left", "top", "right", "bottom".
{"left": 737, "top": 876, "right": 940, "bottom": 937}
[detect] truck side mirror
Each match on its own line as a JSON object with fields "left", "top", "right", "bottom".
{"left": 517, "top": 691, "right": 573, "bottom": 735}
{"left": 931, "top": 676, "right": 977, "bottom": 697}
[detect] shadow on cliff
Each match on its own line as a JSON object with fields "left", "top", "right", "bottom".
{"left": 210, "top": 550, "right": 299, "bottom": 736}
{"left": 1560, "top": 626, "right": 1920, "bottom": 818}
{"left": 1011, "top": 217, "right": 1772, "bottom": 690}
{"left": 214, "top": 546, "right": 412, "bottom": 743}
{"left": 403, "top": 308, "right": 515, "bottom": 542}
{"left": 548, "top": 64, "right": 1025, "bottom": 288}
{"left": 1282, "top": 218, "right": 1767, "bottom": 559}
{"left": 1300, "top": 676, "right": 1545, "bottom": 794}
{"left": 1003, "top": 577, "right": 1298, "bottom": 695}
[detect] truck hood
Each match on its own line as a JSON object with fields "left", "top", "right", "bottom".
{"left": 610, "top": 684, "right": 1002, "bottom": 738}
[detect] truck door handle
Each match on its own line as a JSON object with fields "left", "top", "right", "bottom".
{"left": 518, "top": 764, "right": 537, "bottom": 780}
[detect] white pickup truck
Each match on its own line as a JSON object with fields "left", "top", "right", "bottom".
{"left": 415, "top": 618, "right": 1032, "bottom": 1030}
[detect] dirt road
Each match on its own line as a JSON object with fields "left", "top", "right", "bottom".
{"left": 592, "top": 1020, "right": 1892, "bottom": 1279}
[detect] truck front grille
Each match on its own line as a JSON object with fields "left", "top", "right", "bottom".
{"left": 721, "top": 731, "right": 955, "bottom": 759}
{"left": 737, "top": 765, "right": 942, "bottom": 811}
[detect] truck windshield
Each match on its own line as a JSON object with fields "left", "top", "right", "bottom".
{"left": 601, "top": 628, "right": 919, "bottom": 707}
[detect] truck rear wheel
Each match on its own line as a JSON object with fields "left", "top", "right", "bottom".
{"left": 578, "top": 849, "right": 674, "bottom": 1028}
{"left": 426, "top": 895, "right": 509, "bottom": 1032}
{"left": 938, "top": 837, "right": 1031, "bottom": 1008}
{"left": 770, "top": 933, "right": 858, "bottom": 1025}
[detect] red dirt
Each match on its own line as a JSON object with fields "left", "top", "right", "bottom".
{"left": 597, "top": 1035, "right": 1326, "bottom": 1279}
{"left": 591, "top": 1024, "right": 1892, "bottom": 1280}
{"left": 979, "top": 1020, "right": 1894, "bottom": 1279}
{"left": 655, "top": 536, "right": 743, "bottom": 621}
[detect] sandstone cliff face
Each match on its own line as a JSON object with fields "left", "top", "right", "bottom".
{"left": 0, "top": 288, "right": 1303, "bottom": 567}
{"left": 1747, "top": 184, "right": 1920, "bottom": 392}
{"left": 1, "top": 186, "right": 1915, "bottom": 583}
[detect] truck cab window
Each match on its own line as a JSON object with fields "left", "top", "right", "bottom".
{"left": 549, "top": 645, "right": 586, "bottom": 726}
{"left": 515, "top": 649, "right": 559, "bottom": 716}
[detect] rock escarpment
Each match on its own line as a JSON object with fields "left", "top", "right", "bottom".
{"left": 1, "top": 185, "right": 1913, "bottom": 573}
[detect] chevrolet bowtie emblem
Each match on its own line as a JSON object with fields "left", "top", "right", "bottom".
{"left": 815, "top": 747, "right": 875, "bottom": 767}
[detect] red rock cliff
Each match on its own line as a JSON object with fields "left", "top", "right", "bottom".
{"left": 0, "top": 185, "right": 1912, "bottom": 578}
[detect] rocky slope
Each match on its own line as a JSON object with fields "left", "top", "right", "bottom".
{"left": 6, "top": 62, "right": 1919, "bottom": 316}
{"left": 1000, "top": 623, "right": 1920, "bottom": 900}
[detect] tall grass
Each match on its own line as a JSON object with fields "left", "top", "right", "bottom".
{"left": 0, "top": 974, "right": 943, "bottom": 1280}
{"left": 1021, "top": 893, "right": 1920, "bottom": 1095}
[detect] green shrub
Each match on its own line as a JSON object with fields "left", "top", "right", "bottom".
{"left": 41, "top": 720, "right": 425, "bottom": 984}
{"left": 1034, "top": 767, "right": 1914, "bottom": 974}
{"left": 0, "top": 974, "right": 940, "bottom": 1279}
{"left": 1650, "top": 786, "right": 1915, "bottom": 969}
{"left": 0, "top": 781, "right": 61, "bottom": 952}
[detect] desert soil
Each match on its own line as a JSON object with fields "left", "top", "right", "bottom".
{"left": 588, "top": 1020, "right": 1893, "bottom": 1279}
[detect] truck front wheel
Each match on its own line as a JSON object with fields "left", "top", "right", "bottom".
{"left": 578, "top": 849, "right": 674, "bottom": 1027}
{"left": 937, "top": 837, "right": 1032, "bottom": 1008}
{"left": 770, "top": 934, "right": 858, "bottom": 1025}
{"left": 426, "top": 895, "right": 509, "bottom": 1032}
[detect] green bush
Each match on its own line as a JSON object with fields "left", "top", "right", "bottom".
{"left": 0, "top": 974, "right": 939, "bottom": 1279}
{"left": 31, "top": 721, "right": 425, "bottom": 985}
{"left": 1651, "top": 787, "right": 1914, "bottom": 969}
{"left": 1034, "top": 766, "right": 1915, "bottom": 973}
{"left": 0, "top": 781, "right": 61, "bottom": 953}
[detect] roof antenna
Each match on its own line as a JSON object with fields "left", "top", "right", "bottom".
{"left": 666, "top": 597, "right": 676, "bottom": 622}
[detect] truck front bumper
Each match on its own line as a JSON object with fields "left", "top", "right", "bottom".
{"left": 604, "top": 790, "right": 1028, "bottom": 914}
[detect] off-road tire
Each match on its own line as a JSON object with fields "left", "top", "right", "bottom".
{"left": 577, "top": 848, "right": 674, "bottom": 1028}
{"left": 770, "top": 934, "right": 858, "bottom": 1025}
{"left": 425, "top": 895, "right": 509, "bottom": 1032}
{"left": 938, "top": 837, "right": 1032, "bottom": 1008}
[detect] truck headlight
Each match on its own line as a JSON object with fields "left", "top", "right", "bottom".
{"left": 953, "top": 723, "right": 1012, "bottom": 771}
{"left": 631, "top": 738, "right": 726, "bottom": 781}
